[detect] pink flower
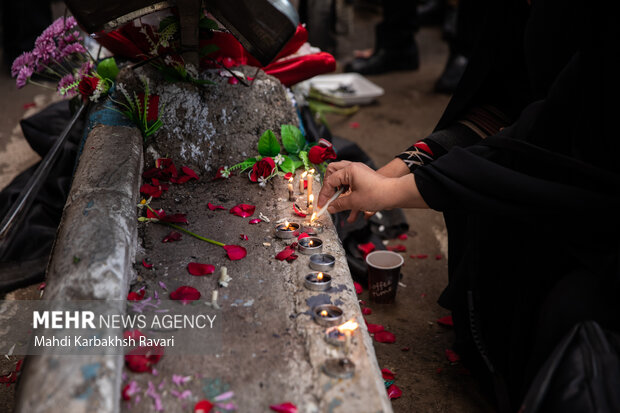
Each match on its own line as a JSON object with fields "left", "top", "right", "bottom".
{"left": 11, "top": 51, "right": 35, "bottom": 77}
{"left": 16, "top": 66, "right": 33, "bottom": 89}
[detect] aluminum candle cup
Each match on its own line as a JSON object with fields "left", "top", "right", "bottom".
{"left": 313, "top": 304, "right": 343, "bottom": 327}
{"left": 324, "top": 326, "right": 346, "bottom": 346}
{"left": 275, "top": 222, "right": 300, "bottom": 239}
{"left": 309, "top": 253, "right": 335, "bottom": 271}
{"left": 298, "top": 237, "right": 323, "bottom": 255}
{"left": 302, "top": 223, "right": 323, "bottom": 235}
{"left": 322, "top": 357, "right": 356, "bottom": 379}
{"left": 304, "top": 272, "right": 332, "bottom": 291}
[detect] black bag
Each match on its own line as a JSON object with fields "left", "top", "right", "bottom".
{"left": 520, "top": 321, "right": 620, "bottom": 413}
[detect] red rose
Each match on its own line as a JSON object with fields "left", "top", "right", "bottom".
{"left": 308, "top": 144, "right": 337, "bottom": 164}
{"left": 78, "top": 76, "right": 99, "bottom": 100}
{"left": 250, "top": 157, "right": 276, "bottom": 182}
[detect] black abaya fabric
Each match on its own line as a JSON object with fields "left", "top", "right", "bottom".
{"left": 413, "top": 0, "right": 620, "bottom": 409}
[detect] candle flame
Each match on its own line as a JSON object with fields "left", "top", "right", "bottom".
{"left": 317, "top": 272, "right": 324, "bottom": 281}
{"left": 337, "top": 319, "right": 359, "bottom": 333}
{"left": 320, "top": 310, "right": 328, "bottom": 317}
{"left": 309, "top": 240, "right": 314, "bottom": 247}
{"left": 309, "top": 169, "right": 315, "bottom": 174}
{"left": 310, "top": 212, "right": 317, "bottom": 223}
{"left": 309, "top": 194, "right": 314, "bottom": 204}
{"left": 289, "top": 177, "right": 293, "bottom": 183}
{"left": 301, "top": 171, "right": 308, "bottom": 178}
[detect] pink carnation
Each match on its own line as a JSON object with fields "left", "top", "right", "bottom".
{"left": 16, "top": 66, "right": 33, "bottom": 89}
{"left": 11, "top": 51, "right": 35, "bottom": 77}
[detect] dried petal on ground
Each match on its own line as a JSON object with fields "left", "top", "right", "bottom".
{"left": 416, "top": 254, "right": 428, "bottom": 259}
{"left": 207, "top": 202, "right": 226, "bottom": 211}
{"left": 366, "top": 322, "right": 385, "bottom": 334}
{"left": 374, "top": 330, "right": 396, "bottom": 343}
{"left": 397, "top": 233, "right": 408, "bottom": 240}
{"left": 293, "top": 204, "right": 306, "bottom": 217}
{"left": 142, "top": 259, "right": 153, "bottom": 269}
{"left": 276, "top": 246, "right": 296, "bottom": 261}
{"left": 354, "top": 282, "right": 363, "bottom": 294}
{"left": 223, "top": 244, "right": 247, "bottom": 260}
{"left": 362, "top": 307, "right": 372, "bottom": 315}
{"left": 140, "top": 183, "right": 162, "bottom": 198}
{"left": 194, "top": 400, "right": 214, "bottom": 413}
{"left": 249, "top": 218, "right": 262, "bottom": 224}
{"left": 181, "top": 166, "right": 199, "bottom": 180}
{"left": 159, "top": 213, "right": 188, "bottom": 224}
{"left": 162, "top": 231, "right": 182, "bottom": 243}
{"left": 381, "top": 368, "right": 395, "bottom": 381}
{"left": 445, "top": 349, "right": 460, "bottom": 363}
{"left": 187, "top": 262, "right": 215, "bottom": 276}
{"left": 297, "top": 232, "right": 309, "bottom": 240}
{"left": 436, "top": 315, "right": 454, "bottom": 327}
{"left": 387, "top": 384, "right": 402, "bottom": 399}
{"left": 435, "top": 254, "right": 443, "bottom": 260}
{"left": 387, "top": 244, "right": 407, "bottom": 252}
{"left": 357, "top": 242, "right": 375, "bottom": 258}
{"left": 127, "top": 288, "right": 146, "bottom": 301}
{"left": 170, "top": 286, "right": 201, "bottom": 303}
{"left": 283, "top": 172, "right": 293, "bottom": 180}
{"left": 240, "top": 234, "right": 249, "bottom": 240}
{"left": 269, "top": 402, "right": 298, "bottom": 413}
{"left": 230, "top": 204, "right": 256, "bottom": 218}
{"left": 125, "top": 346, "right": 163, "bottom": 373}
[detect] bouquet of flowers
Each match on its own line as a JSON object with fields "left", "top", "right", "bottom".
{"left": 10, "top": 16, "right": 118, "bottom": 102}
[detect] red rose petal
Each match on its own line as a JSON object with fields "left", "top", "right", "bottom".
{"left": 416, "top": 254, "right": 428, "bottom": 259}
{"left": 397, "top": 233, "right": 408, "bottom": 240}
{"left": 213, "top": 166, "right": 229, "bottom": 180}
{"left": 38, "top": 282, "right": 46, "bottom": 290}
{"left": 170, "top": 286, "right": 201, "bottom": 303}
{"left": 297, "top": 232, "right": 310, "bottom": 240}
{"left": 142, "top": 259, "right": 153, "bottom": 269}
{"left": 445, "top": 349, "right": 460, "bottom": 363}
{"left": 224, "top": 244, "right": 247, "bottom": 260}
{"left": 387, "top": 384, "right": 402, "bottom": 400}
{"left": 276, "top": 246, "right": 296, "bottom": 261}
{"left": 162, "top": 231, "right": 182, "bottom": 243}
{"left": 401, "top": 347, "right": 410, "bottom": 352}
{"left": 292, "top": 204, "right": 306, "bottom": 218}
{"left": 381, "top": 368, "right": 395, "bottom": 381}
{"left": 435, "top": 254, "right": 443, "bottom": 260}
{"left": 269, "top": 402, "right": 298, "bottom": 413}
{"left": 143, "top": 167, "right": 162, "bottom": 179}
{"left": 366, "top": 322, "right": 384, "bottom": 334}
{"left": 228, "top": 76, "right": 239, "bottom": 85}
{"left": 387, "top": 244, "right": 407, "bottom": 252}
{"left": 207, "top": 202, "right": 226, "bottom": 211}
{"left": 362, "top": 307, "right": 372, "bottom": 315}
{"left": 349, "top": 121, "right": 360, "bottom": 129}
{"left": 160, "top": 214, "right": 188, "bottom": 224}
{"left": 127, "top": 291, "right": 144, "bottom": 301}
{"left": 249, "top": 218, "right": 262, "bottom": 224}
{"left": 181, "top": 166, "right": 199, "bottom": 180}
{"left": 283, "top": 172, "right": 293, "bottom": 180}
{"left": 122, "top": 384, "right": 132, "bottom": 401}
{"left": 436, "top": 315, "right": 454, "bottom": 327}
{"left": 230, "top": 204, "right": 256, "bottom": 218}
{"left": 125, "top": 346, "right": 163, "bottom": 373}
{"left": 240, "top": 234, "right": 249, "bottom": 240}
{"left": 140, "top": 183, "right": 162, "bottom": 198}
{"left": 187, "top": 262, "right": 215, "bottom": 276}
{"left": 171, "top": 175, "right": 193, "bottom": 184}
{"left": 374, "top": 331, "right": 396, "bottom": 343}
{"left": 354, "top": 282, "right": 363, "bottom": 294}
{"left": 357, "top": 242, "right": 375, "bottom": 258}
{"left": 195, "top": 400, "right": 214, "bottom": 413}
{"left": 147, "top": 208, "right": 163, "bottom": 219}
{"left": 285, "top": 254, "right": 298, "bottom": 262}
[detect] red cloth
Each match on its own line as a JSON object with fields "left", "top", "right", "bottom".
{"left": 96, "top": 23, "right": 335, "bottom": 86}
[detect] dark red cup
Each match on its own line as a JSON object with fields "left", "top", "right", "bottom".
{"left": 366, "top": 250, "right": 404, "bottom": 304}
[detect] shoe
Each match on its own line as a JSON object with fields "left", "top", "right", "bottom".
{"left": 344, "top": 47, "right": 419, "bottom": 75}
{"left": 434, "top": 53, "right": 468, "bottom": 94}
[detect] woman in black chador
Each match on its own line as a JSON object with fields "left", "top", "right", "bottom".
{"left": 318, "top": 0, "right": 620, "bottom": 410}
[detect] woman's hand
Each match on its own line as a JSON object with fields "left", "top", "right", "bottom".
{"left": 318, "top": 161, "right": 429, "bottom": 223}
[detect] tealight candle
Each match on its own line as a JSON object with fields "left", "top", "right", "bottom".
{"left": 313, "top": 304, "right": 344, "bottom": 327}
{"left": 301, "top": 219, "right": 324, "bottom": 235}
{"left": 288, "top": 177, "right": 295, "bottom": 201}
{"left": 298, "top": 237, "right": 323, "bottom": 255}
{"left": 304, "top": 272, "right": 332, "bottom": 291}
{"left": 324, "top": 319, "right": 359, "bottom": 346}
{"left": 275, "top": 221, "right": 300, "bottom": 239}
{"left": 309, "top": 253, "right": 335, "bottom": 271}
{"left": 299, "top": 171, "right": 307, "bottom": 195}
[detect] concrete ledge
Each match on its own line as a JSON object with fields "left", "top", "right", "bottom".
{"left": 15, "top": 124, "right": 143, "bottom": 413}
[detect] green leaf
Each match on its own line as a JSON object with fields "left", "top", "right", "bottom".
{"left": 97, "top": 58, "right": 119, "bottom": 81}
{"left": 257, "top": 130, "right": 281, "bottom": 157}
{"left": 299, "top": 151, "right": 310, "bottom": 171}
{"left": 199, "top": 17, "right": 220, "bottom": 30}
{"left": 288, "top": 154, "right": 303, "bottom": 170}
{"left": 199, "top": 44, "right": 219, "bottom": 57}
{"left": 159, "top": 16, "right": 178, "bottom": 32}
{"left": 281, "top": 124, "right": 306, "bottom": 155}
{"left": 279, "top": 156, "right": 296, "bottom": 173}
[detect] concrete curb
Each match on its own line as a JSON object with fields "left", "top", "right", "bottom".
{"left": 15, "top": 124, "right": 143, "bottom": 413}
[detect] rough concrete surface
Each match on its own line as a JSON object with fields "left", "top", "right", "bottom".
{"left": 14, "top": 125, "right": 143, "bottom": 413}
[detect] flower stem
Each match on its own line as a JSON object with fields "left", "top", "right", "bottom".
{"left": 160, "top": 222, "right": 225, "bottom": 247}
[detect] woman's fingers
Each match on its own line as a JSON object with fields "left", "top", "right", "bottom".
{"left": 324, "top": 161, "right": 351, "bottom": 181}
{"left": 317, "top": 167, "right": 350, "bottom": 207}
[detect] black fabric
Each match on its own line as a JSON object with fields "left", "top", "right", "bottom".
{"left": 0, "top": 101, "right": 83, "bottom": 292}
{"left": 411, "top": 0, "right": 620, "bottom": 410}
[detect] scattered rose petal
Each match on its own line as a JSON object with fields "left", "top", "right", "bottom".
{"left": 181, "top": 166, "right": 199, "bottom": 180}
{"left": 194, "top": 400, "right": 214, "bottom": 413}
{"left": 158, "top": 281, "right": 168, "bottom": 291}
{"left": 420, "top": 293, "right": 427, "bottom": 298}
{"left": 171, "top": 175, "right": 193, "bottom": 184}
{"left": 270, "top": 402, "right": 298, "bottom": 413}
{"left": 366, "top": 322, "right": 384, "bottom": 334}
{"left": 354, "top": 282, "right": 363, "bottom": 294}
{"left": 142, "top": 259, "right": 153, "bottom": 269}
{"left": 349, "top": 122, "right": 360, "bottom": 129}
{"left": 292, "top": 204, "right": 306, "bottom": 218}
{"left": 397, "top": 233, "right": 408, "bottom": 240}
{"left": 445, "top": 349, "right": 460, "bottom": 363}
{"left": 23, "top": 102, "right": 36, "bottom": 110}
{"left": 125, "top": 346, "right": 163, "bottom": 373}
{"left": 147, "top": 208, "right": 163, "bottom": 219}
{"left": 387, "top": 244, "right": 407, "bottom": 252}
{"left": 213, "top": 167, "right": 229, "bottom": 180}
{"left": 224, "top": 244, "right": 247, "bottom": 260}
{"left": 187, "top": 262, "right": 215, "bottom": 276}
{"left": 436, "top": 367, "right": 443, "bottom": 374}
{"left": 122, "top": 381, "right": 140, "bottom": 401}
{"left": 249, "top": 218, "right": 262, "bottom": 224}
{"left": 160, "top": 213, "right": 188, "bottom": 224}
{"left": 437, "top": 315, "right": 454, "bottom": 327}
{"left": 285, "top": 254, "right": 298, "bottom": 262}
{"left": 283, "top": 172, "right": 293, "bottom": 180}
{"left": 228, "top": 76, "right": 239, "bottom": 85}
{"left": 435, "top": 254, "right": 443, "bottom": 260}
{"left": 297, "top": 232, "right": 309, "bottom": 240}
{"left": 381, "top": 368, "right": 395, "bottom": 381}
{"left": 416, "top": 254, "right": 428, "bottom": 259}
{"left": 207, "top": 202, "right": 226, "bottom": 211}
{"left": 374, "top": 331, "right": 396, "bottom": 343}
{"left": 401, "top": 347, "right": 410, "bottom": 352}
{"left": 240, "top": 234, "right": 249, "bottom": 240}
{"left": 128, "top": 288, "right": 146, "bottom": 301}
{"left": 387, "top": 384, "right": 402, "bottom": 399}
{"left": 140, "top": 183, "right": 162, "bottom": 198}
{"left": 170, "top": 286, "right": 201, "bottom": 303}
{"left": 38, "top": 282, "right": 46, "bottom": 290}
{"left": 357, "top": 242, "right": 375, "bottom": 258}
{"left": 162, "top": 231, "right": 182, "bottom": 243}
{"left": 230, "top": 204, "right": 256, "bottom": 218}
{"left": 276, "top": 246, "right": 296, "bottom": 261}
{"left": 362, "top": 307, "right": 372, "bottom": 315}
